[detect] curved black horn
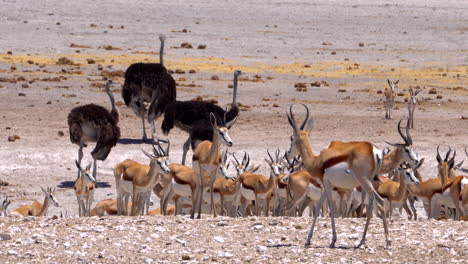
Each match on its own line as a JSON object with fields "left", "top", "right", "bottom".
{"left": 436, "top": 145, "right": 442, "bottom": 163}
{"left": 449, "top": 150, "right": 456, "bottom": 165}
{"left": 465, "top": 147, "right": 468, "bottom": 157}
{"left": 287, "top": 105, "right": 299, "bottom": 132}
{"left": 275, "top": 149, "right": 280, "bottom": 162}
{"left": 405, "top": 118, "right": 413, "bottom": 145}
{"left": 233, "top": 153, "right": 240, "bottom": 165}
{"left": 152, "top": 142, "right": 160, "bottom": 156}
{"left": 267, "top": 149, "right": 274, "bottom": 163}
{"left": 245, "top": 153, "right": 250, "bottom": 169}
{"left": 445, "top": 147, "right": 452, "bottom": 161}
{"left": 397, "top": 119, "right": 409, "bottom": 145}
{"left": 299, "top": 104, "right": 310, "bottom": 130}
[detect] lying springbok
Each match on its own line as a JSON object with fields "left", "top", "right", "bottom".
{"left": 432, "top": 148, "right": 468, "bottom": 220}
{"left": 192, "top": 113, "right": 236, "bottom": 219}
{"left": 74, "top": 161, "right": 97, "bottom": 217}
{"left": 384, "top": 80, "right": 398, "bottom": 120}
{"left": 90, "top": 199, "right": 132, "bottom": 217}
{"left": 114, "top": 140, "right": 171, "bottom": 216}
{"left": 13, "top": 187, "right": 59, "bottom": 217}
{"left": 286, "top": 104, "right": 418, "bottom": 248}
{"left": 0, "top": 197, "right": 11, "bottom": 216}
{"left": 406, "top": 87, "right": 422, "bottom": 128}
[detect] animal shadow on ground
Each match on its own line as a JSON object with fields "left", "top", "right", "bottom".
{"left": 117, "top": 138, "right": 153, "bottom": 145}
{"left": 57, "top": 181, "right": 111, "bottom": 189}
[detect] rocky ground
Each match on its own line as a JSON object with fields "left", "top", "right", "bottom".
{"left": 0, "top": 0, "right": 467, "bottom": 262}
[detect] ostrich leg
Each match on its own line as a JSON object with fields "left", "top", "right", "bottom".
{"left": 77, "top": 141, "right": 85, "bottom": 179}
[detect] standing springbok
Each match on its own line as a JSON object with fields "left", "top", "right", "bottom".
{"left": 114, "top": 140, "right": 171, "bottom": 216}
{"left": 287, "top": 104, "right": 397, "bottom": 248}
{"left": 432, "top": 148, "right": 468, "bottom": 220}
{"left": 0, "top": 197, "right": 11, "bottom": 216}
{"left": 407, "top": 87, "right": 422, "bottom": 128}
{"left": 384, "top": 79, "right": 398, "bottom": 120}
{"left": 75, "top": 161, "right": 97, "bottom": 217}
{"left": 13, "top": 187, "right": 59, "bottom": 217}
{"left": 191, "top": 113, "right": 236, "bottom": 219}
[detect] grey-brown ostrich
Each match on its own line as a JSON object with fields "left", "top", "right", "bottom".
{"left": 161, "top": 70, "right": 241, "bottom": 165}
{"left": 68, "top": 80, "right": 120, "bottom": 179}
{"left": 121, "top": 34, "right": 176, "bottom": 141}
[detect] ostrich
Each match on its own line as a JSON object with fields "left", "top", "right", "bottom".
{"left": 121, "top": 34, "right": 176, "bottom": 141}
{"left": 161, "top": 70, "right": 241, "bottom": 165}
{"left": 68, "top": 80, "right": 120, "bottom": 178}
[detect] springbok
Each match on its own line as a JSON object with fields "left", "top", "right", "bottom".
{"left": 191, "top": 112, "right": 236, "bottom": 219}
{"left": 114, "top": 140, "right": 171, "bottom": 216}
{"left": 384, "top": 79, "right": 398, "bottom": 120}
{"left": 286, "top": 104, "right": 419, "bottom": 248}
{"left": 432, "top": 148, "right": 468, "bottom": 220}
{"left": 406, "top": 87, "right": 422, "bottom": 128}
{"left": 74, "top": 161, "right": 97, "bottom": 217}
{"left": 13, "top": 187, "right": 59, "bottom": 217}
{"left": 0, "top": 197, "right": 11, "bottom": 216}
{"left": 90, "top": 199, "right": 132, "bottom": 217}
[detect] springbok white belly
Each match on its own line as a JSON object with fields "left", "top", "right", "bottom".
{"left": 240, "top": 185, "right": 268, "bottom": 201}
{"left": 306, "top": 184, "right": 322, "bottom": 201}
{"left": 202, "top": 191, "right": 221, "bottom": 203}
{"left": 324, "top": 162, "right": 358, "bottom": 189}
{"left": 120, "top": 180, "right": 133, "bottom": 194}
{"left": 172, "top": 180, "right": 192, "bottom": 197}
{"left": 277, "top": 188, "right": 287, "bottom": 199}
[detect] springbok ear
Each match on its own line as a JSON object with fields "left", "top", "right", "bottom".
{"left": 226, "top": 116, "right": 237, "bottom": 129}
{"left": 40, "top": 186, "right": 47, "bottom": 194}
{"left": 384, "top": 141, "right": 398, "bottom": 147}
{"left": 264, "top": 158, "right": 272, "bottom": 165}
{"left": 85, "top": 163, "right": 92, "bottom": 171}
{"left": 251, "top": 164, "right": 261, "bottom": 173}
{"left": 305, "top": 118, "right": 314, "bottom": 134}
{"left": 416, "top": 158, "right": 425, "bottom": 169}
{"left": 395, "top": 80, "right": 399, "bottom": 85}
{"left": 210, "top": 112, "right": 217, "bottom": 128}
{"left": 141, "top": 149, "right": 153, "bottom": 158}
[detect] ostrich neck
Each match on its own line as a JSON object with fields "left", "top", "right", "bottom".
{"left": 232, "top": 74, "right": 238, "bottom": 105}
{"left": 379, "top": 149, "right": 402, "bottom": 175}
{"left": 38, "top": 195, "right": 50, "bottom": 216}
{"left": 160, "top": 40, "right": 165, "bottom": 66}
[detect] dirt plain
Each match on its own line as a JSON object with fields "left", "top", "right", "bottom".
{"left": 0, "top": 0, "right": 467, "bottom": 263}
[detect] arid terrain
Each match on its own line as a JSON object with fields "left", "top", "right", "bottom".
{"left": 0, "top": 0, "right": 467, "bottom": 263}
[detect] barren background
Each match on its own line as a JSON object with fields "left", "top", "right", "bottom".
{"left": 0, "top": 0, "right": 467, "bottom": 263}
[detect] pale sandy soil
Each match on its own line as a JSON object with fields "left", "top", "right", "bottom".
{"left": 0, "top": 0, "right": 467, "bottom": 263}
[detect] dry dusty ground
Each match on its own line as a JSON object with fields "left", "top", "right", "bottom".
{"left": 0, "top": 0, "right": 467, "bottom": 263}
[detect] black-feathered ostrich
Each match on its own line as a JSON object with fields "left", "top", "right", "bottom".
{"left": 161, "top": 70, "right": 241, "bottom": 165}
{"left": 68, "top": 80, "right": 120, "bottom": 179}
{"left": 121, "top": 34, "right": 176, "bottom": 141}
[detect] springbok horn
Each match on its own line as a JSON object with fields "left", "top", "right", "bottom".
{"left": 445, "top": 147, "right": 452, "bottom": 161}
{"left": 397, "top": 119, "right": 409, "bottom": 145}
{"left": 299, "top": 104, "right": 310, "bottom": 130}
{"left": 267, "top": 149, "right": 274, "bottom": 163}
{"left": 245, "top": 153, "right": 250, "bottom": 169}
{"left": 436, "top": 146, "right": 442, "bottom": 163}
{"left": 405, "top": 117, "right": 413, "bottom": 145}
{"left": 233, "top": 153, "right": 240, "bottom": 165}
{"left": 287, "top": 105, "right": 299, "bottom": 133}
{"left": 275, "top": 149, "right": 280, "bottom": 163}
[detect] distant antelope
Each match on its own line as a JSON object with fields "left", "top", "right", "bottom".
{"left": 407, "top": 87, "right": 422, "bottom": 128}
{"left": 384, "top": 79, "right": 398, "bottom": 120}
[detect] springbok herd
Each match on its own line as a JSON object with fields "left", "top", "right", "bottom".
{"left": 1, "top": 40, "right": 467, "bottom": 250}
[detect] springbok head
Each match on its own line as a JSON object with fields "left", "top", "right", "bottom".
{"left": 232, "top": 152, "right": 260, "bottom": 176}
{"left": 384, "top": 118, "right": 419, "bottom": 167}
{"left": 75, "top": 160, "right": 97, "bottom": 184}
{"left": 142, "top": 139, "right": 171, "bottom": 174}
{"left": 41, "top": 186, "right": 59, "bottom": 207}
{"left": 387, "top": 79, "right": 399, "bottom": 92}
{"left": 398, "top": 163, "right": 420, "bottom": 185}
{"left": 456, "top": 147, "right": 468, "bottom": 173}
{"left": 210, "top": 112, "right": 237, "bottom": 147}
{"left": 0, "top": 197, "right": 11, "bottom": 217}
{"left": 436, "top": 146, "right": 456, "bottom": 184}
{"left": 408, "top": 87, "right": 422, "bottom": 105}
{"left": 287, "top": 104, "right": 315, "bottom": 159}
{"left": 265, "top": 149, "right": 284, "bottom": 176}
{"left": 282, "top": 155, "right": 303, "bottom": 184}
